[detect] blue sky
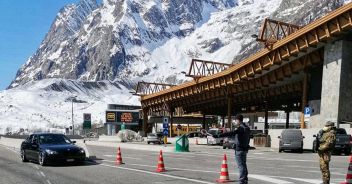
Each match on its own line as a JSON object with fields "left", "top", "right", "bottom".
{"left": 0, "top": 0, "right": 98, "bottom": 90}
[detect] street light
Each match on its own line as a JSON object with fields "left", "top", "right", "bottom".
{"left": 71, "top": 95, "right": 77, "bottom": 135}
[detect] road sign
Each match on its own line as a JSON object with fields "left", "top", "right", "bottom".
{"left": 163, "top": 117, "right": 169, "bottom": 124}
{"left": 304, "top": 107, "right": 311, "bottom": 118}
{"left": 163, "top": 128, "right": 169, "bottom": 136}
{"left": 163, "top": 123, "right": 168, "bottom": 128}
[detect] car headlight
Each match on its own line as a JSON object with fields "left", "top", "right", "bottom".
{"left": 45, "top": 149, "right": 58, "bottom": 155}
{"left": 79, "top": 149, "right": 85, "bottom": 154}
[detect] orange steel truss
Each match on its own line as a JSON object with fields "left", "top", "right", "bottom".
{"left": 133, "top": 81, "right": 175, "bottom": 96}
{"left": 186, "top": 59, "right": 232, "bottom": 79}
{"left": 141, "top": 2, "right": 352, "bottom": 114}
{"left": 255, "top": 18, "right": 300, "bottom": 49}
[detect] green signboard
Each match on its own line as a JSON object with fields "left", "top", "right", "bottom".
{"left": 83, "top": 113, "right": 91, "bottom": 129}
{"left": 175, "top": 135, "right": 189, "bottom": 152}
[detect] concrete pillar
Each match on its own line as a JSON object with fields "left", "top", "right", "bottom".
{"left": 264, "top": 102, "right": 269, "bottom": 135}
{"left": 300, "top": 71, "right": 308, "bottom": 129}
{"left": 222, "top": 116, "right": 225, "bottom": 127}
{"left": 286, "top": 111, "right": 290, "bottom": 129}
{"left": 142, "top": 108, "right": 149, "bottom": 137}
{"left": 311, "top": 40, "right": 352, "bottom": 127}
{"left": 169, "top": 111, "right": 174, "bottom": 137}
{"left": 227, "top": 96, "right": 233, "bottom": 128}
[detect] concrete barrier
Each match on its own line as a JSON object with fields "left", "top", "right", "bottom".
{"left": 85, "top": 141, "right": 175, "bottom": 153}
{"left": 98, "top": 135, "right": 123, "bottom": 142}
{"left": 0, "top": 136, "right": 23, "bottom": 150}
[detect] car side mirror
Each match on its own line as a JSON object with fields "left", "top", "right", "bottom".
{"left": 313, "top": 135, "right": 317, "bottom": 138}
{"left": 303, "top": 136, "right": 305, "bottom": 139}
{"left": 277, "top": 136, "right": 281, "bottom": 139}
{"left": 72, "top": 141, "right": 76, "bottom": 144}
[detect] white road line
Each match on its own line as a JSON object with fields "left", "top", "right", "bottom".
{"left": 40, "top": 171, "right": 45, "bottom": 177}
{"left": 103, "top": 155, "right": 141, "bottom": 160}
{"left": 100, "top": 160, "right": 297, "bottom": 184}
{"left": 101, "top": 160, "right": 228, "bottom": 174}
{"left": 35, "top": 165, "right": 40, "bottom": 170}
{"left": 46, "top": 180, "right": 52, "bottom": 184}
{"left": 272, "top": 176, "right": 328, "bottom": 184}
{"left": 99, "top": 163, "right": 216, "bottom": 184}
{"left": 249, "top": 174, "right": 293, "bottom": 184}
{"left": 299, "top": 170, "right": 346, "bottom": 176}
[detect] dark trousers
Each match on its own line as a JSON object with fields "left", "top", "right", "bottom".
{"left": 235, "top": 150, "right": 248, "bottom": 184}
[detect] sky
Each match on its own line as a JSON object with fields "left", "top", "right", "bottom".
{"left": 0, "top": 0, "right": 100, "bottom": 90}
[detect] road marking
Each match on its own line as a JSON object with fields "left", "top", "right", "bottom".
{"left": 101, "top": 160, "right": 227, "bottom": 174}
{"left": 249, "top": 174, "right": 293, "bottom": 184}
{"left": 99, "top": 163, "right": 216, "bottom": 184}
{"left": 40, "top": 171, "right": 45, "bottom": 177}
{"left": 46, "top": 180, "right": 52, "bottom": 184}
{"left": 35, "top": 165, "right": 40, "bottom": 170}
{"left": 253, "top": 153, "right": 264, "bottom": 155}
{"left": 103, "top": 155, "right": 141, "bottom": 160}
{"left": 298, "top": 170, "right": 345, "bottom": 176}
{"left": 272, "top": 176, "right": 331, "bottom": 184}
{"left": 100, "top": 160, "right": 297, "bottom": 184}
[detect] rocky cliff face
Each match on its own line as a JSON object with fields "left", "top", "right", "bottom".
{"left": 9, "top": 0, "right": 352, "bottom": 88}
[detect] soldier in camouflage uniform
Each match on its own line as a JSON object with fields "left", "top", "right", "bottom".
{"left": 317, "top": 121, "right": 336, "bottom": 184}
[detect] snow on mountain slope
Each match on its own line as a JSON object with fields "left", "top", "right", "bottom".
{"left": 2, "top": 0, "right": 352, "bottom": 133}
{"left": 0, "top": 79, "right": 139, "bottom": 134}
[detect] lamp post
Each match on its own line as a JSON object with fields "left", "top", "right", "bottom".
{"left": 71, "top": 96, "right": 77, "bottom": 135}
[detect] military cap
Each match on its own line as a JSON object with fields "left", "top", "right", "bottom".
{"left": 325, "top": 121, "right": 334, "bottom": 127}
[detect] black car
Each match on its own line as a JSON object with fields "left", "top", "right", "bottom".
{"left": 20, "top": 133, "right": 86, "bottom": 166}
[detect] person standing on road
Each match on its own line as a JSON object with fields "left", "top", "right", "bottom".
{"left": 220, "top": 114, "right": 250, "bottom": 184}
{"left": 317, "top": 121, "right": 336, "bottom": 184}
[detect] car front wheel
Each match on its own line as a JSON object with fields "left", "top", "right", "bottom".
{"left": 39, "top": 152, "right": 47, "bottom": 166}
{"left": 21, "top": 149, "right": 28, "bottom": 162}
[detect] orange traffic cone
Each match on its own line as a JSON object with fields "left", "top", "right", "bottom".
{"left": 341, "top": 155, "right": 352, "bottom": 184}
{"left": 216, "top": 154, "right": 230, "bottom": 183}
{"left": 156, "top": 150, "right": 166, "bottom": 172}
{"left": 196, "top": 138, "right": 199, "bottom": 145}
{"left": 115, "top": 147, "right": 124, "bottom": 165}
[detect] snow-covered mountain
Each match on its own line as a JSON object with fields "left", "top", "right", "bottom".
{"left": 2, "top": 0, "right": 352, "bottom": 133}
{"left": 0, "top": 79, "right": 139, "bottom": 134}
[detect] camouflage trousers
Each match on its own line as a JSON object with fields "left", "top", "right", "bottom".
{"left": 318, "top": 151, "right": 331, "bottom": 184}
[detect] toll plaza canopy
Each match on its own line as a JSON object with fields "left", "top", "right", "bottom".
{"left": 139, "top": 3, "right": 352, "bottom": 133}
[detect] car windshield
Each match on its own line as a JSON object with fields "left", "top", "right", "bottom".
{"left": 336, "top": 128, "right": 347, "bottom": 134}
{"left": 38, "top": 134, "right": 72, "bottom": 145}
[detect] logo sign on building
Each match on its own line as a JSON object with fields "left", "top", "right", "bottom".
{"left": 106, "top": 112, "right": 116, "bottom": 122}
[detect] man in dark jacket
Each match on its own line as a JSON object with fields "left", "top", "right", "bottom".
{"left": 220, "top": 114, "right": 250, "bottom": 184}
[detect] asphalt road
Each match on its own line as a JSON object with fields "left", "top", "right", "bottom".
{"left": 0, "top": 144, "right": 349, "bottom": 184}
